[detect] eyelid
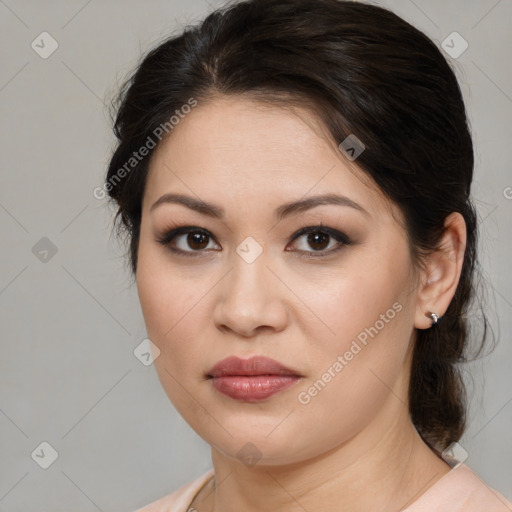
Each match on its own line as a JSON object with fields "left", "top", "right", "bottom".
{"left": 289, "top": 224, "right": 350, "bottom": 245}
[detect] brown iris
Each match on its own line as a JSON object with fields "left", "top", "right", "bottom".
{"left": 307, "top": 232, "right": 330, "bottom": 251}
{"left": 188, "top": 232, "right": 209, "bottom": 250}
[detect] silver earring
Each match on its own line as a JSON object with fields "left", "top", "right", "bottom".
{"left": 425, "top": 311, "right": 439, "bottom": 326}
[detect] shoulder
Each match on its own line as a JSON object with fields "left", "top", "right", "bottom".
{"left": 405, "top": 462, "right": 512, "bottom": 512}
{"left": 134, "top": 468, "right": 215, "bottom": 512}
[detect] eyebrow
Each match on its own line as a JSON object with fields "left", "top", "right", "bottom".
{"left": 150, "top": 192, "right": 369, "bottom": 219}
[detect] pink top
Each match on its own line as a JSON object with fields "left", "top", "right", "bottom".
{"left": 135, "top": 463, "right": 512, "bottom": 512}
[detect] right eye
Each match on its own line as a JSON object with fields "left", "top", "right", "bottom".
{"left": 156, "top": 226, "right": 221, "bottom": 257}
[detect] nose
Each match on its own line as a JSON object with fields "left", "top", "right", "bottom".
{"left": 213, "top": 250, "right": 288, "bottom": 338}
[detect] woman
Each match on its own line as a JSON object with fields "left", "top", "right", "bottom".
{"left": 104, "top": 0, "right": 512, "bottom": 510}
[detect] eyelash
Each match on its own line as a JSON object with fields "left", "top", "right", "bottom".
{"left": 155, "top": 223, "right": 351, "bottom": 259}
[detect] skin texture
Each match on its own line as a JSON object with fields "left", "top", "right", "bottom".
{"left": 136, "top": 96, "right": 467, "bottom": 512}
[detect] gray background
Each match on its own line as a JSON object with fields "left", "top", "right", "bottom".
{"left": 0, "top": 0, "right": 511, "bottom": 510}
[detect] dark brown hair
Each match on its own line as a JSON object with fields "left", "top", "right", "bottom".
{"left": 105, "top": 0, "right": 489, "bottom": 453}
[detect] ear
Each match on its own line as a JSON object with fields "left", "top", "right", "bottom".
{"left": 414, "top": 212, "right": 467, "bottom": 330}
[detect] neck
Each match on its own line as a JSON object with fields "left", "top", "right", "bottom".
{"left": 194, "top": 395, "right": 451, "bottom": 512}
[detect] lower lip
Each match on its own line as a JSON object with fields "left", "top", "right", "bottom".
{"left": 210, "top": 375, "right": 301, "bottom": 402}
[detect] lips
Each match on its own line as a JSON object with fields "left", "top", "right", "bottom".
{"left": 207, "top": 355, "right": 301, "bottom": 378}
{"left": 207, "top": 355, "right": 302, "bottom": 402}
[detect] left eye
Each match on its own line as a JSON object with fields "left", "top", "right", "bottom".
{"left": 288, "top": 226, "right": 350, "bottom": 256}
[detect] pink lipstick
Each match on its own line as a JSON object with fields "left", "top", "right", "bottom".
{"left": 207, "top": 355, "right": 302, "bottom": 402}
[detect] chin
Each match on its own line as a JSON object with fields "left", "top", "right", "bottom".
{"left": 200, "top": 425, "right": 321, "bottom": 468}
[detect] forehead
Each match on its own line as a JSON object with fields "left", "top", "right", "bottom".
{"left": 144, "top": 96, "right": 399, "bottom": 223}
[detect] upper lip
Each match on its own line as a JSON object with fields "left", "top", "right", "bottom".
{"left": 207, "top": 355, "right": 302, "bottom": 378}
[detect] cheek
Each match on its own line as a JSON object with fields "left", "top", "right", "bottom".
{"left": 135, "top": 244, "right": 220, "bottom": 381}
{"left": 294, "top": 245, "right": 414, "bottom": 415}
{"left": 136, "top": 244, "right": 191, "bottom": 349}
{"left": 303, "top": 246, "right": 410, "bottom": 353}
{"left": 136, "top": 261, "right": 210, "bottom": 410}
{"left": 291, "top": 298, "right": 412, "bottom": 459}
{"left": 137, "top": 270, "right": 202, "bottom": 348}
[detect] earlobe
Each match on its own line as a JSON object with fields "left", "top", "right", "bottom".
{"left": 414, "top": 212, "right": 467, "bottom": 330}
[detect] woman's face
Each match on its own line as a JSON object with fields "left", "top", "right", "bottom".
{"left": 136, "top": 96, "right": 423, "bottom": 466}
